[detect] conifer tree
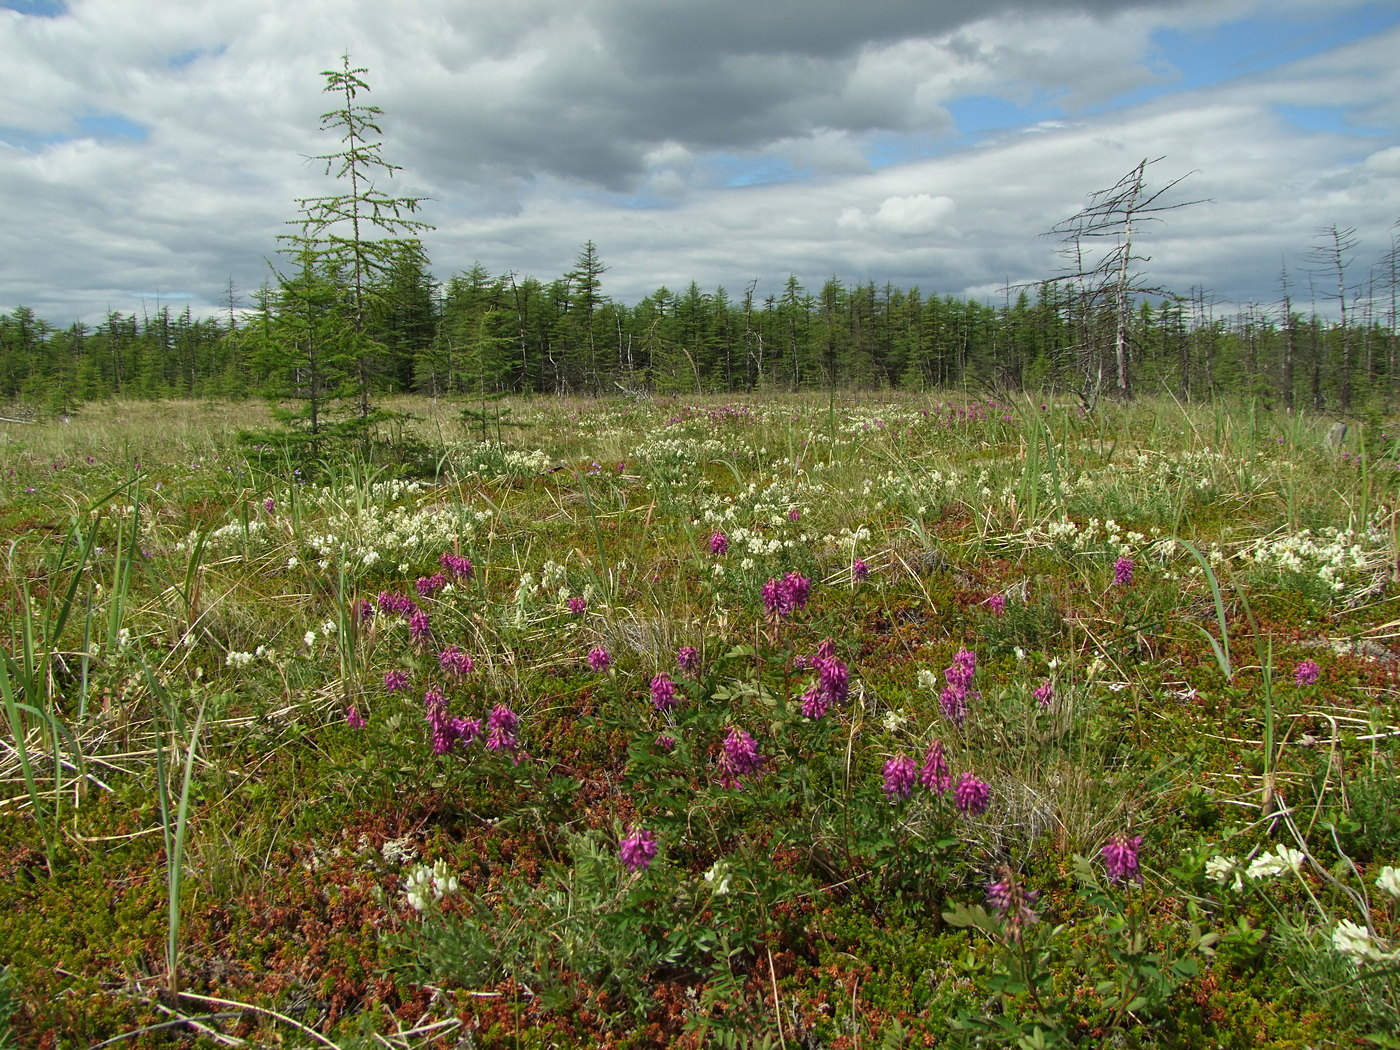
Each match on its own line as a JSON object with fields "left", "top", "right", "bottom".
{"left": 277, "top": 54, "right": 433, "bottom": 426}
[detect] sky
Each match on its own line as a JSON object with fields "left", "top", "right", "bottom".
{"left": 2, "top": 0, "right": 1399, "bottom": 325}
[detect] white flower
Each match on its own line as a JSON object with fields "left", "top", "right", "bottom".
{"left": 1376, "top": 865, "right": 1400, "bottom": 899}
{"left": 304, "top": 631, "right": 317, "bottom": 648}
{"left": 1205, "top": 855, "right": 1242, "bottom": 890}
{"left": 403, "top": 859, "right": 458, "bottom": 912}
{"left": 1333, "top": 920, "right": 1381, "bottom": 963}
{"left": 1246, "top": 845, "right": 1305, "bottom": 880}
{"left": 702, "top": 860, "right": 733, "bottom": 895}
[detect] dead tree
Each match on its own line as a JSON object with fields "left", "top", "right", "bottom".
{"left": 1046, "top": 157, "right": 1207, "bottom": 406}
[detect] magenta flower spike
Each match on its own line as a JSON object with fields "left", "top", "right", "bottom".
{"left": 1293, "top": 659, "right": 1320, "bottom": 686}
{"left": 954, "top": 771, "right": 991, "bottom": 816}
{"left": 588, "top": 647, "right": 612, "bottom": 672}
{"left": 882, "top": 754, "right": 917, "bottom": 801}
{"left": 1113, "top": 557, "right": 1135, "bottom": 587}
{"left": 1101, "top": 833, "right": 1144, "bottom": 883}
{"left": 619, "top": 826, "right": 658, "bottom": 873}
{"left": 919, "top": 740, "right": 952, "bottom": 794}
{"left": 650, "top": 672, "right": 678, "bottom": 712}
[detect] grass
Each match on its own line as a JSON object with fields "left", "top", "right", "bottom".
{"left": 1, "top": 392, "right": 1399, "bottom": 1047}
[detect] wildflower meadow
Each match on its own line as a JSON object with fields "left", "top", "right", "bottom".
{"left": 2, "top": 393, "right": 1399, "bottom": 1047}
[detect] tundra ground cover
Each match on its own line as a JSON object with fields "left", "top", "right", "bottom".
{"left": 1, "top": 393, "right": 1399, "bottom": 1048}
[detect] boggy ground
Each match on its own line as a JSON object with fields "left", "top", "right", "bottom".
{"left": 1, "top": 393, "right": 1398, "bottom": 1048}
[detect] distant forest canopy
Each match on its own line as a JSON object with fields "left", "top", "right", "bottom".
{"left": 3, "top": 243, "right": 1398, "bottom": 413}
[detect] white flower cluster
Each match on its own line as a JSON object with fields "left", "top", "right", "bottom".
{"left": 181, "top": 518, "right": 274, "bottom": 555}
{"left": 225, "top": 645, "right": 280, "bottom": 669}
{"left": 403, "top": 859, "right": 459, "bottom": 912}
{"left": 1206, "top": 844, "right": 1305, "bottom": 890}
{"left": 1240, "top": 526, "right": 1382, "bottom": 593}
{"left": 448, "top": 444, "right": 553, "bottom": 478}
{"left": 303, "top": 478, "right": 427, "bottom": 508}
{"left": 1331, "top": 866, "right": 1400, "bottom": 965}
{"left": 632, "top": 435, "right": 726, "bottom": 469}
{"left": 305, "top": 503, "right": 487, "bottom": 574}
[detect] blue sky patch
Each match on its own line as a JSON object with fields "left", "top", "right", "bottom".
{"left": 75, "top": 113, "right": 149, "bottom": 142}
{"left": 0, "top": 0, "right": 66, "bottom": 14}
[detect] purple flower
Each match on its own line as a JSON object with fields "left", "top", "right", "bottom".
{"left": 676, "top": 646, "right": 700, "bottom": 673}
{"left": 440, "top": 552, "right": 474, "bottom": 580}
{"left": 954, "top": 771, "right": 991, "bottom": 816}
{"left": 568, "top": 596, "right": 588, "bottom": 615}
{"left": 655, "top": 734, "right": 677, "bottom": 752}
{"left": 619, "top": 826, "right": 658, "bottom": 873}
{"left": 1033, "top": 680, "right": 1054, "bottom": 708}
{"left": 650, "top": 672, "right": 679, "bottom": 712}
{"left": 1101, "top": 833, "right": 1143, "bottom": 883}
{"left": 1294, "top": 659, "right": 1320, "bottom": 686}
{"left": 919, "top": 740, "right": 952, "bottom": 794}
{"left": 425, "top": 689, "right": 457, "bottom": 754}
{"left": 717, "top": 727, "right": 765, "bottom": 789}
{"left": 377, "top": 591, "right": 418, "bottom": 617}
{"left": 762, "top": 571, "right": 811, "bottom": 619}
{"left": 940, "top": 649, "right": 979, "bottom": 725}
{"left": 416, "top": 573, "right": 447, "bottom": 598}
{"left": 345, "top": 706, "right": 366, "bottom": 729}
{"left": 986, "top": 868, "right": 1040, "bottom": 941}
{"left": 263, "top": 497, "right": 276, "bottom": 515}
{"left": 485, "top": 704, "right": 519, "bottom": 752}
{"left": 408, "top": 610, "right": 432, "bottom": 643}
{"left": 588, "top": 647, "right": 612, "bottom": 672}
{"left": 438, "top": 645, "right": 474, "bottom": 676}
{"left": 852, "top": 558, "right": 870, "bottom": 582}
{"left": 986, "top": 594, "right": 1007, "bottom": 616}
{"left": 384, "top": 669, "right": 411, "bottom": 692}
{"left": 787, "top": 508, "right": 801, "bottom": 522}
{"left": 709, "top": 531, "right": 729, "bottom": 556}
{"left": 452, "top": 716, "right": 482, "bottom": 746}
{"left": 355, "top": 599, "right": 376, "bottom": 623}
{"left": 882, "top": 754, "right": 917, "bottom": 801}
{"left": 1113, "top": 557, "right": 1135, "bottom": 587}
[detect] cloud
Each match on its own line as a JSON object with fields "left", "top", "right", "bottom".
{"left": 0, "top": 0, "right": 1396, "bottom": 324}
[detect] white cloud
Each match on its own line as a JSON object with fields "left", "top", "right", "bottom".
{"left": 0, "top": 0, "right": 1396, "bottom": 323}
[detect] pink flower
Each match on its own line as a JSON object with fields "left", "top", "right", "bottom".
{"left": 1101, "top": 833, "right": 1143, "bottom": 883}
{"left": 852, "top": 558, "right": 870, "bottom": 582}
{"left": 709, "top": 531, "right": 729, "bottom": 556}
{"left": 1033, "top": 680, "right": 1054, "bottom": 707}
{"left": 919, "top": 740, "right": 952, "bottom": 794}
{"left": 485, "top": 704, "right": 519, "bottom": 752}
{"left": 655, "top": 734, "right": 677, "bottom": 752}
{"left": 567, "top": 596, "right": 587, "bottom": 615}
{"left": 438, "top": 646, "right": 474, "bottom": 676}
{"left": 882, "top": 754, "right": 917, "bottom": 801}
{"left": 408, "top": 610, "right": 432, "bottom": 643}
{"left": 440, "top": 552, "right": 474, "bottom": 579}
{"left": 986, "top": 868, "right": 1040, "bottom": 941}
{"left": 986, "top": 594, "right": 1007, "bottom": 616}
{"left": 384, "top": 669, "right": 411, "bottom": 692}
{"left": 345, "top": 706, "right": 366, "bottom": 729}
{"left": 717, "top": 727, "right": 765, "bottom": 789}
{"left": 676, "top": 646, "right": 700, "bottom": 673}
{"left": 416, "top": 573, "right": 447, "bottom": 598}
{"left": 588, "top": 647, "right": 612, "bottom": 672}
{"left": 1113, "top": 557, "right": 1135, "bottom": 587}
{"left": 954, "top": 771, "right": 991, "bottom": 816}
{"left": 619, "top": 826, "right": 658, "bottom": 873}
{"left": 1294, "top": 659, "right": 1320, "bottom": 686}
{"left": 761, "top": 571, "right": 811, "bottom": 619}
{"left": 650, "top": 672, "right": 678, "bottom": 712}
